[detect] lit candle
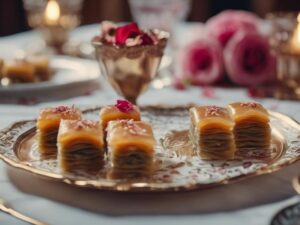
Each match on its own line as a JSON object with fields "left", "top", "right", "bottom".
{"left": 290, "top": 13, "right": 300, "bottom": 54}
{"left": 44, "top": 0, "right": 61, "bottom": 26}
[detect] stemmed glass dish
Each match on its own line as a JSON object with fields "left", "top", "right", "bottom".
{"left": 92, "top": 29, "right": 169, "bottom": 104}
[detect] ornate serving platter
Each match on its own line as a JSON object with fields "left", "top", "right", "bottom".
{"left": 0, "top": 106, "right": 300, "bottom": 192}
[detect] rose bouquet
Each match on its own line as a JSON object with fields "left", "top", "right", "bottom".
{"left": 174, "top": 10, "right": 276, "bottom": 90}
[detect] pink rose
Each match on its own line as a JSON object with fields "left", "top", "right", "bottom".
{"left": 206, "top": 10, "right": 259, "bottom": 47}
{"left": 224, "top": 31, "right": 276, "bottom": 86}
{"left": 179, "top": 38, "right": 224, "bottom": 85}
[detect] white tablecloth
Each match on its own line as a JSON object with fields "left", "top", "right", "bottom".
{"left": 0, "top": 24, "right": 300, "bottom": 225}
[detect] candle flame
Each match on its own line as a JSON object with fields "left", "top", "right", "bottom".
{"left": 44, "top": 0, "right": 60, "bottom": 25}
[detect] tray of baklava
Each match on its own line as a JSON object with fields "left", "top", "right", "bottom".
{"left": 0, "top": 100, "right": 300, "bottom": 192}
{"left": 0, "top": 55, "right": 99, "bottom": 93}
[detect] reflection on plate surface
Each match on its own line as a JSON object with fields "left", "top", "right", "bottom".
{"left": 0, "top": 106, "right": 300, "bottom": 192}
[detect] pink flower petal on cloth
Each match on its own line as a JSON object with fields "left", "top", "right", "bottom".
{"left": 173, "top": 76, "right": 190, "bottom": 90}
{"left": 224, "top": 31, "right": 276, "bottom": 86}
{"left": 206, "top": 10, "right": 259, "bottom": 47}
{"left": 201, "top": 87, "right": 216, "bottom": 98}
{"left": 180, "top": 38, "right": 224, "bottom": 85}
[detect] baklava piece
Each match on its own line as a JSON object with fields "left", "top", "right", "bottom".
{"left": 189, "top": 106, "right": 235, "bottom": 159}
{"left": 2, "top": 60, "right": 35, "bottom": 83}
{"left": 27, "top": 56, "right": 52, "bottom": 81}
{"left": 99, "top": 99, "right": 141, "bottom": 129}
{"left": 58, "top": 120, "right": 105, "bottom": 172}
{"left": 37, "top": 106, "right": 81, "bottom": 157}
{"left": 107, "top": 120, "right": 155, "bottom": 170}
{"left": 228, "top": 102, "right": 271, "bottom": 157}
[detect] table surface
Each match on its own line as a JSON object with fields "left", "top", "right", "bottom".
{"left": 0, "top": 24, "right": 300, "bottom": 225}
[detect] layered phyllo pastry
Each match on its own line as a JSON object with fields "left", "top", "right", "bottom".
{"left": 58, "top": 120, "right": 105, "bottom": 172}
{"left": 2, "top": 60, "right": 35, "bottom": 83}
{"left": 27, "top": 56, "right": 51, "bottom": 81}
{"left": 100, "top": 99, "right": 141, "bottom": 129}
{"left": 189, "top": 106, "right": 235, "bottom": 159}
{"left": 37, "top": 106, "right": 81, "bottom": 157}
{"left": 107, "top": 120, "right": 155, "bottom": 170}
{"left": 228, "top": 102, "right": 271, "bottom": 157}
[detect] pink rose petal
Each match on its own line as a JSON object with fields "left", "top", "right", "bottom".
{"left": 201, "top": 87, "right": 216, "bottom": 98}
{"left": 115, "top": 99, "right": 134, "bottom": 113}
{"left": 101, "top": 21, "right": 116, "bottom": 44}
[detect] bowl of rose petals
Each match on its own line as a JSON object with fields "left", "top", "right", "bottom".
{"left": 92, "top": 21, "right": 169, "bottom": 104}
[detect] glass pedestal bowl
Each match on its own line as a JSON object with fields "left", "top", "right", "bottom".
{"left": 92, "top": 31, "right": 169, "bottom": 104}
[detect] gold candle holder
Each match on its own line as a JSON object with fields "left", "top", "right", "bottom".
{"left": 267, "top": 12, "right": 300, "bottom": 100}
{"left": 276, "top": 51, "right": 300, "bottom": 99}
{"left": 23, "top": 0, "right": 83, "bottom": 53}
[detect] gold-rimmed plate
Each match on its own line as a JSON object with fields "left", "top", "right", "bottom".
{"left": 0, "top": 106, "right": 299, "bottom": 192}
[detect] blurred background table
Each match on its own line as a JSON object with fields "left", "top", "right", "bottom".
{"left": 0, "top": 24, "right": 300, "bottom": 225}
{"left": 1, "top": 0, "right": 300, "bottom": 36}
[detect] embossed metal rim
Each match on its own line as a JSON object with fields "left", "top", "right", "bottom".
{"left": 270, "top": 202, "right": 300, "bottom": 225}
{"left": 0, "top": 106, "right": 299, "bottom": 193}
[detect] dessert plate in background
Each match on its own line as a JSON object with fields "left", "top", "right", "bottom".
{"left": 0, "top": 56, "right": 100, "bottom": 101}
{"left": 0, "top": 106, "right": 300, "bottom": 192}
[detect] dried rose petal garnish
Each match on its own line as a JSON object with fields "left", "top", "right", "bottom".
{"left": 101, "top": 21, "right": 116, "bottom": 44}
{"left": 74, "top": 120, "right": 98, "bottom": 130}
{"left": 47, "top": 105, "right": 78, "bottom": 115}
{"left": 96, "top": 21, "right": 157, "bottom": 47}
{"left": 205, "top": 105, "right": 223, "bottom": 117}
{"left": 54, "top": 106, "right": 68, "bottom": 112}
{"left": 115, "top": 99, "right": 133, "bottom": 113}
{"left": 240, "top": 102, "right": 258, "bottom": 108}
{"left": 121, "top": 119, "right": 147, "bottom": 136}
{"left": 115, "top": 23, "right": 141, "bottom": 46}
